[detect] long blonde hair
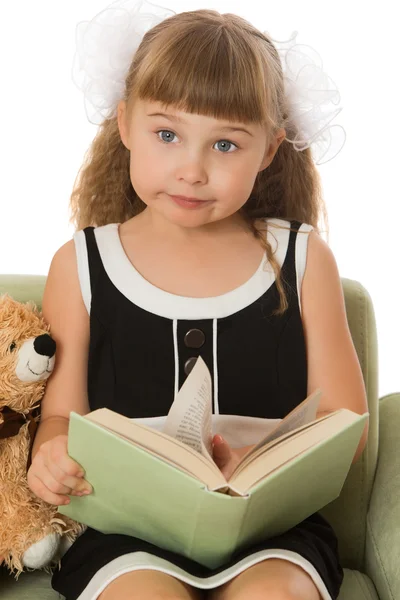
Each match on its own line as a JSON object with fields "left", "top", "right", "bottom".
{"left": 70, "top": 9, "right": 329, "bottom": 315}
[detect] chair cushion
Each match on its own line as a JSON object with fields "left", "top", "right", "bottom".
{"left": 0, "top": 567, "right": 60, "bottom": 600}
{"left": 365, "top": 393, "right": 400, "bottom": 600}
{"left": 338, "top": 568, "right": 379, "bottom": 600}
{"left": 0, "top": 275, "right": 46, "bottom": 308}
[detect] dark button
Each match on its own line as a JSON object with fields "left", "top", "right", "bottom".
{"left": 184, "top": 357, "right": 198, "bottom": 376}
{"left": 184, "top": 329, "right": 205, "bottom": 349}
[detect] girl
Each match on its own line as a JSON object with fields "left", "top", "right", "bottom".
{"left": 27, "top": 2, "right": 369, "bottom": 599}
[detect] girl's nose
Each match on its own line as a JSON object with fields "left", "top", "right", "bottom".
{"left": 177, "top": 158, "right": 208, "bottom": 184}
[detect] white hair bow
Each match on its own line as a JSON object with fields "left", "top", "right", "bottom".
{"left": 72, "top": 0, "right": 346, "bottom": 165}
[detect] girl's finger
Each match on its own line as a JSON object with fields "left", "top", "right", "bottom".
{"left": 46, "top": 439, "right": 85, "bottom": 480}
{"left": 212, "top": 435, "right": 232, "bottom": 466}
{"left": 42, "top": 439, "right": 92, "bottom": 494}
{"left": 45, "top": 456, "right": 91, "bottom": 495}
{"left": 32, "top": 466, "right": 73, "bottom": 496}
{"left": 28, "top": 473, "right": 71, "bottom": 506}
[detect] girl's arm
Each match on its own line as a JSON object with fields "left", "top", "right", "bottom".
{"left": 300, "top": 230, "right": 369, "bottom": 464}
{"left": 28, "top": 240, "right": 92, "bottom": 505}
{"left": 31, "top": 239, "right": 90, "bottom": 458}
{"left": 214, "top": 230, "right": 369, "bottom": 477}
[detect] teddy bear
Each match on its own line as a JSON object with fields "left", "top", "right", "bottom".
{"left": 0, "top": 293, "right": 85, "bottom": 577}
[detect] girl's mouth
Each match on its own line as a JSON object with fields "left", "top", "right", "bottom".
{"left": 170, "top": 195, "right": 213, "bottom": 209}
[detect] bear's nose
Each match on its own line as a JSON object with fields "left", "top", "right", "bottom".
{"left": 33, "top": 334, "right": 56, "bottom": 358}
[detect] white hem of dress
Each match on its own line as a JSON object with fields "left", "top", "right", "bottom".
{"left": 76, "top": 549, "right": 333, "bottom": 600}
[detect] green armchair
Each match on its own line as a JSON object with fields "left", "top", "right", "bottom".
{"left": 0, "top": 275, "right": 399, "bottom": 600}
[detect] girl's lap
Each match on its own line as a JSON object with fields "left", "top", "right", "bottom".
{"left": 97, "top": 558, "right": 322, "bottom": 600}
{"left": 208, "top": 558, "right": 322, "bottom": 600}
{"left": 97, "top": 568, "right": 204, "bottom": 600}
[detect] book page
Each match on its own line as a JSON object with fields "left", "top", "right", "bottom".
{"left": 162, "top": 357, "right": 213, "bottom": 461}
{"left": 238, "top": 388, "right": 322, "bottom": 462}
{"left": 228, "top": 409, "right": 363, "bottom": 493}
{"left": 229, "top": 411, "right": 333, "bottom": 480}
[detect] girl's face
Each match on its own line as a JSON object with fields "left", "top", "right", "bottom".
{"left": 118, "top": 98, "right": 285, "bottom": 230}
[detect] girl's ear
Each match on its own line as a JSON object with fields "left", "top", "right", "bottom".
{"left": 117, "top": 100, "right": 130, "bottom": 150}
{"left": 259, "top": 128, "right": 286, "bottom": 172}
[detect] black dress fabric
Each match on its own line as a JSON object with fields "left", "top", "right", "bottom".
{"left": 52, "top": 219, "right": 344, "bottom": 599}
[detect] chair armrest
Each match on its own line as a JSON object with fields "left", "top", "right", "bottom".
{"left": 365, "top": 393, "right": 400, "bottom": 600}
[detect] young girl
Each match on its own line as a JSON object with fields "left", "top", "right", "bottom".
{"left": 27, "top": 2, "right": 369, "bottom": 599}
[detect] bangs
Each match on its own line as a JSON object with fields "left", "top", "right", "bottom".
{"left": 128, "top": 15, "right": 279, "bottom": 132}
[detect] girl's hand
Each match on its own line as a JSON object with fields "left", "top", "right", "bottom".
{"left": 27, "top": 434, "right": 92, "bottom": 506}
{"left": 212, "top": 435, "right": 254, "bottom": 480}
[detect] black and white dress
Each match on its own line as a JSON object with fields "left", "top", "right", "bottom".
{"left": 51, "top": 218, "right": 344, "bottom": 600}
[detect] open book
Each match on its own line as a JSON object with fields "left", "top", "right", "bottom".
{"left": 59, "top": 357, "right": 368, "bottom": 568}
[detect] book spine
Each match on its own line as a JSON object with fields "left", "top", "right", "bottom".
{"left": 185, "top": 488, "right": 249, "bottom": 569}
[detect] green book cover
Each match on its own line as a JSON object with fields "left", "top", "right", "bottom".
{"left": 58, "top": 410, "right": 367, "bottom": 568}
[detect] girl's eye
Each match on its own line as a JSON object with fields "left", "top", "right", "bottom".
{"left": 155, "top": 130, "right": 238, "bottom": 153}
{"left": 9, "top": 342, "right": 17, "bottom": 352}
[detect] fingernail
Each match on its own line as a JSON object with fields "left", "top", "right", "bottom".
{"left": 76, "top": 483, "right": 92, "bottom": 493}
{"left": 215, "top": 435, "right": 224, "bottom": 444}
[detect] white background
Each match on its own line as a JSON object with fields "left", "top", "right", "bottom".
{"left": 1, "top": 1, "right": 398, "bottom": 398}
